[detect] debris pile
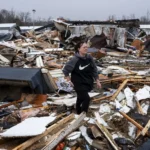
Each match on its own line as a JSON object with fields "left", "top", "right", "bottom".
{"left": 0, "top": 19, "right": 150, "bottom": 150}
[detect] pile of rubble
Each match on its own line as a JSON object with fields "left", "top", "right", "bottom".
{"left": 0, "top": 19, "right": 150, "bottom": 150}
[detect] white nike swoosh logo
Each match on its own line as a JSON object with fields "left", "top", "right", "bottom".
{"left": 79, "top": 64, "right": 90, "bottom": 70}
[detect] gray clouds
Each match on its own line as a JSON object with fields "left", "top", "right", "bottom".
{"left": 0, "top": 0, "right": 149, "bottom": 20}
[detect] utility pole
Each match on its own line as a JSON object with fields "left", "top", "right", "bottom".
{"left": 32, "top": 9, "right": 36, "bottom": 29}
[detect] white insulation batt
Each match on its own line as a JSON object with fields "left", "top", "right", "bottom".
{"left": 0, "top": 116, "right": 56, "bottom": 137}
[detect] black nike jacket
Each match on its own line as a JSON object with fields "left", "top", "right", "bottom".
{"left": 62, "top": 53, "right": 99, "bottom": 91}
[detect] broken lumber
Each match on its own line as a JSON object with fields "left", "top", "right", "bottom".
{"left": 135, "top": 120, "right": 150, "bottom": 140}
{"left": 13, "top": 113, "right": 74, "bottom": 150}
{"left": 94, "top": 112, "right": 119, "bottom": 150}
{"left": 42, "top": 112, "right": 86, "bottom": 150}
{"left": 92, "top": 95, "right": 112, "bottom": 102}
{"left": 136, "top": 101, "right": 145, "bottom": 115}
{"left": 100, "top": 75, "right": 144, "bottom": 84}
{"left": 0, "top": 93, "right": 26, "bottom": 109}
{"left": 141, "top": 120, "right": 150, "bottom": 136}
{"left": 129, "top": 78, "right": 150, "bottom": 82}
{"left": 110, "top": 79, "right": 129, "bottom": 101}
{"left": 0, "top": 99, "right": 23, "bottom": 109}
{"left": 96, "top": 121, "right": 119, "bottom": 150}
{"left": 119, "top": 111, "right": 150, "bottom": 137}
{"left": 100, "top": 77, "right": 126, "bottom": 84}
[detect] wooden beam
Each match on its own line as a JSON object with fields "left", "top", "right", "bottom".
{"left": 13, "top": 113, "right": 74, "bottom": 150}
{"left": 100, "top": 75, "right": 144, "bottom": 84}
{"left": 129, "top": 79, "right": 150, "bottom": 82}
{"left": 141, "top": 120, "right": 150, "bottom": 136}
{"left": 110, "top": 79, "right": 129, "bottom": 101}
{"left": 0, "top": 93, "right": 26, "bottom": 109}
{"left": 135, "top": 120, "right": 150, "bottom": 140}
{"left": 119, "top": 111, "right": 150, "bottom": 137}
{"left": 136, "top": 101, "right": 145, "bottom": 115}
{"left": 0, "top": 99, "right": 23, "bottom": 109}
{"left": 119, "top": 111, "right": 143, "bottom": 130}
{"left": 92, "top": 95, "right": 112, "bottom": 102}
{"left": 95, "top": 121, "right": 119, "bottom": 150}
{"left": 42, "top": 112, "right": 86, "bottom": 150}
{"left": 100, "top": 77, "right": 126, "bottom": 84}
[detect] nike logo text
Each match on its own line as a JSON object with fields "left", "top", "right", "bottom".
{"left": 79, "top": 64, "right": 90, "bottom": 70}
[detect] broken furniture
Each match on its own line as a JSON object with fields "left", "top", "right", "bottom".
{"left": 0, "top": 67, "right": 57, "bottom": 101}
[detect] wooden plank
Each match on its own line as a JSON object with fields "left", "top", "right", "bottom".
{"left": 141, "top": 120, "right": 150, "bottom": 136}
{"left": 110, "top": 79, "right": 129, "bottom": 101}
{"left": 42, "top": 112, "right": 86, "bottom": 150}
{"left": 135, "top": 120, "right": 150, "bottom": 140}
{"left": 13, "top": 113, "right": 74, "bottom": 150}
{"left": 136, "top": 101, "right": 145, "bottom": 115}
{"left": 119, "top": 111, "right": 143, "bottom": 130}
{"left": 100, "top": 77, "right": 126, "bottom": 84}
{"left": 95, "top": 121, "right": 119, "bottom": 150}
{"left": 119, "top": 111, "right": 150, "bottom": 137}
{"left": 0, "top": 93, "right": 26, "bottom": 109}
{"left": 0, "top": 99, "right": 23, "bottom": 109}
{"left": 28, "top": 127, "right": 65, "bottom": 150}
{"left": 92, "top": 95, "right": 112, "bottom": 102}
{"left": 100, "top": 75, "right": 144, "bottom": 84}
{"left": 129, "top": 79, "right": 150, "bottom": 82}
{"left": 95, "top": 112, "right": 119, "bottom": 150}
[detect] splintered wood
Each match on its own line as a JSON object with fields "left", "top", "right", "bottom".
{"left": 42, "top": 112, "right": 86, "bottom": 150}
{"left": 110, "top": 79, "right": 129, "bottom": 101}
{"left": 96, "top": 121, "right": 119, "bottom": 150}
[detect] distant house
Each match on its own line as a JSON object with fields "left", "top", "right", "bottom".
{"left": 140, "top": 24, "right": 150, "bottom": 35}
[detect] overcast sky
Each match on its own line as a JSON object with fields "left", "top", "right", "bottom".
{"left": 0, "top": 0, "right": 150, "bottom": 20}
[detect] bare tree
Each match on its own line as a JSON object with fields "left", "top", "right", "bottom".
{"left": 47, "top": 17, "right": 52, "bottom": 22}
{"left": 0, "top": 9, "right": 10, "bottom": 23}
{"left": 130, "top": 14, "right": 135, "bottom": 19}
{"left": 108, "top": 15, "right": 116, "bottom": 21}
{"left": 146, "top": 10, "right": 150, "bottom": 22}
{"left": 18, "top": 12, "right": 31, "bottom": 23}
{"left": 0, "top": 9, "right": 47, "bottom": 25}
{"left": 140, "top": 16, "right": 148, "bottom": 24}
{"left": 122, "top": 15, "right": 127, "bottom": 20}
